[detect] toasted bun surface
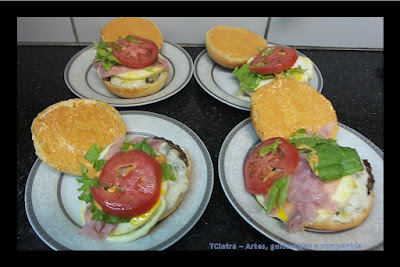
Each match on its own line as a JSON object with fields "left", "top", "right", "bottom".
{"left": 103, "top": 70, "right": 169, "bottom": 98}
{"left": 31, "top": 99, "right": 126, "bottom": 176}
{"left": 205, "top": 25, "right": 267, "bottom": 69}
{"left": 101, "top": 17, "right": 163, "bottom": 49}
{"left": 251, "top": 78, "right": 339, "bottom": 141}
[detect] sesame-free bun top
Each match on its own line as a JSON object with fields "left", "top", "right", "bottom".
{"left": 31, "top": 99, "right": 127, "bottom": 176}
{"left": 251, "top": 78, "right": 339, "bottom": 141}
{"left": 205, "top": 25, "right": 268, "bottom": 69}
{"left": 101, "top": 17, "right": 163, "bottom": 49}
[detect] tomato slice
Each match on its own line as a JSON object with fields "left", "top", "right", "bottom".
{"left": 111, "top": 35, "right": 159, "bottom": 69}
{"left": 244, "top": 137, "right": 299, "bottom": 194}
{"left": 90, "top": 150, "right": 162, "bottom": 218}
{"left": 249, "top": 46, "right": 298, "bottom": 74}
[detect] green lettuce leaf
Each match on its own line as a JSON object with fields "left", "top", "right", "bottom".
{"left": 266, "top": 175, "right": 290, "bottom": 213}
{"left": 161, "top": 163, "right": 176, "bottom": 181}
{"left": 283, "top": 66, "right": 306, "bottom": 79}
{"left": 288, "top": 129, "right": 364, "bottom": 182}
{"left": 232, "top": 63, "right": 275, "bottom": 93}
{"left": 93, "top": 41, "right": 121, "bottom": 71}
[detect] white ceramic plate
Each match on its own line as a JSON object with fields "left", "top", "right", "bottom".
{"left": 194, "top": 45, "right": 323, "bottom": 111}
{"left": 218, "top": 118, "right": 383, "bottom": 250}
{"left": 64, "top": 42, "right": 193, "bottom": 107}
{"left": 25, "top": 111, "right": 213, "bottom": 250}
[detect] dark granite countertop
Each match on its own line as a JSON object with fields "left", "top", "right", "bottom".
{"left": 17, "top": 45, "right": 383, "bottom": 251}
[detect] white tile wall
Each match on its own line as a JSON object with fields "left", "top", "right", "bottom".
{"left": 17, "top": 17, "right": 75, "bottom": 42}
{"left": 267, "top": 17, "right": 383, "bottom": 49}
{"left": 17, "top": 17, "right": 383, "bottom": 50}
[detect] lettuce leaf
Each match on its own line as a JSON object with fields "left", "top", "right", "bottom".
{"left": 283, "top": 66, "right": 306, "bottom": 80}
{"left": 232, "top": 63, "right": 275, "bottom": 93}
{"left": 93, "top": 41, "right": 121, "bottom": 71}
{"left": 121, "top": 139, "right": 176, "bottom": 181}
{"left": 266, "top": 175, "right": 290, "bottom": 213}
{"left": 288, "top": 129, "right": 364, "bottom": 182}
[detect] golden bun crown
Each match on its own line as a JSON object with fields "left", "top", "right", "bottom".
{"left": 101, "top": 17, "right": 163, "bottom": 49}
{"left": 31, "top": 99, "right": 126, "bottom": 176}
{"left": 205, "top": 25, "right": 267, "bottom": 69}
{"left": 251, "top": 78, "right": 339, "bottom": 141}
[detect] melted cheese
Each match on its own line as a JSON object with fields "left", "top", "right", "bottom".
{"left": 114, "top": 67, "right": 164, "bottom": 81}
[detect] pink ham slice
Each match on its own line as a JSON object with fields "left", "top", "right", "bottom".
{"left": 77, "top": 203, "right": 116, "bottom": 240}
{"left": 316, "top": 121, "right": 335, "bottom": 139}
{"left": 93, "top": 56, "right": 169, "bottom": 79}
{"left": 284, "top": 154, "right": 338, "bottom": 232}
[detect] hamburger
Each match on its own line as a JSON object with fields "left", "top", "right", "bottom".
{"left": 31, "top": 98, "right": 191, "bottom": 242}
{"left": 93, "top": 18, "right": 169, "bottom": 98}
{"left": 77, "top": 136, "right": 191, "bottom": 242}
{"left": 244, "top": 78, "right": 374, "bottom": 232}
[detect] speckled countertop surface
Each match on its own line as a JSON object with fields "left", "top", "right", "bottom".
{"left": 17, "top": 45, "right": 383, "bottom": 251}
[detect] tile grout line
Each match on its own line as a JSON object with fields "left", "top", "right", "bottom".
{"left": 264, "top": 17, "right": 271, "bottom": 40}
{"left": 69, "top": 17, "right": 79, "bottom": 43}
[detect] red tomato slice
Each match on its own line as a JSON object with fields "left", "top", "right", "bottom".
{"left": 111, "top": 35, "right": 159, "bottom": 69}
{"left": 90, "top": 150, "right": 162, "bottom": 218}
{"left": 249, "top": 46, "right": 298, "bottom": 74}
{"left": 243, "top": 137, "right": 299, "bottom": 194}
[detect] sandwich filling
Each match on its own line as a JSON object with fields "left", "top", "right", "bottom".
{"left": 244, "top": 127, "right": 374, "bottom": 233}
{"left": 233, "top": 46, "right": 314, "bottom": 96}
{"left": 77, "top": 136, "right": 189, "bottom": 242}
{"left": 93, "top": 35, "right": 169, "bottom": 89}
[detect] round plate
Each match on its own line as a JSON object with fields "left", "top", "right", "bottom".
{"left": 218, "top": 118, "right": 383, "bottom": 250}
{"left": 25, "top": 111, "right": 213, "bottom": 250}
{"left": 194, "top": 45, "right": 323, "bottom": 111}
{"left": 64, "top": 42, "right": 193, "bottom": 107}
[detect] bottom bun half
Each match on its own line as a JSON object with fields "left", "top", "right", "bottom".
{"left": 103, "top": 70, "right": 169, "bottom": 99}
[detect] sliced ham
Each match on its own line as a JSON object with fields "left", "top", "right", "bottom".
{"left": 103, "top": 137, "right": 166, "bottom": 161}
{"left": 93, "top": 55, "right": 170, "bottom": 79}
{"left": 284, "top": 154, "right": 338, "bottom": 232}
{"left": 77, "top": 203, "right": 116, "bottom": 240}
{"left": 316, "top": 121, "right": 335, "bottom": 139}
{"left": 93, "top": 61, "right": 135, "bottom": 79}
{"left": 103, "top": 137, "right": 125, "bottom": 160}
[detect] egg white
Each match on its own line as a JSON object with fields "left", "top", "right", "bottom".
{"left": 106, "top": 196, "right": 167, "bottom": 242}
{"left": 315, "top": 169, "right": 371, "bottom": 224}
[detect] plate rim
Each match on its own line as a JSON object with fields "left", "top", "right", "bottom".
{"left": 218, "top": 117, "right": 383, "bottom": 250}
{"left": 194, "top": 44, "right": 324, "bottom": 111}
{"left": 25, "top": 110, "right": 214, "bottom": 250}
{"left": 64, "top": 41, "right": 194, "bottom": 107}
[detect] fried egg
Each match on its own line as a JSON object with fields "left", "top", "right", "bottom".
{"left": 315, "top": 169, "right": 371, "bottom": 224}
{"left": 114, "top": 67, "right": 164, "bottom": 81}
{"left": 106, "top": 196, "right": 166, "bottom": 242}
